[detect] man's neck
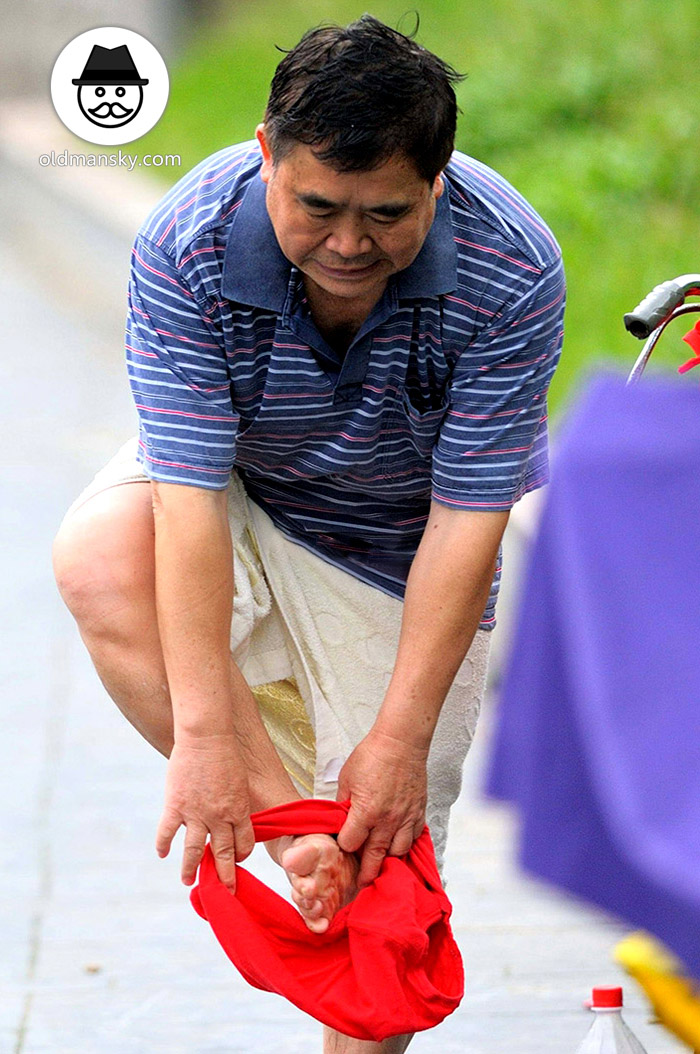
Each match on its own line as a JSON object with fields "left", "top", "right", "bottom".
{"left": 303, "top": 275, "right": 387, "bottom": 353}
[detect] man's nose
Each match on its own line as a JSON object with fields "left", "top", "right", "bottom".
{"left": 324, "top": 217, "right": 374, "bottom": 259}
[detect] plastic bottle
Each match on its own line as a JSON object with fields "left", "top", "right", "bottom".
{"left": 575, "top": 987, "right": 649, "bottom": 1054}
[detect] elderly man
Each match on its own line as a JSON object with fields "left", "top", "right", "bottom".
{"left": 53, "top": 15, "right": 564, "bottom": 1053}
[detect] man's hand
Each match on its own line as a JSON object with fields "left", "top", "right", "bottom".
{"left": 156, "top": 732, "right": 255, "bottom": 892}
{"left": 336, "top": 726, "right": 428, "bottom": 887}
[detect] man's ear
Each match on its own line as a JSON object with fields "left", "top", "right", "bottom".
{"left": 256, "top": 123, "right": 274, "bottom": 184}
{"left": 433, "top": 173, "right": 444, "bottom": 199}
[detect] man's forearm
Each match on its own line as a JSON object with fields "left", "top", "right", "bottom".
{"left": 374, "top": 502, "right": 510, "bottom": 751}
{"left": 152, "top": 482, "right": 237, "bottom": 738}
{"left": 335, "top": 503, "right": 509, "bottom": 875}
{"left": 151, "top": 481, "right": 298, "bottom": 806}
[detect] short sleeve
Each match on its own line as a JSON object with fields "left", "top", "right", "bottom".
{"left": 432, "top": 257, "right": 565, "bottom": 511}
{"left": 126, "top": 234, "right": 238, "bottom": 489}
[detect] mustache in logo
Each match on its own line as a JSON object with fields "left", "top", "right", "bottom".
{"left": 88, "top": 100, "right": 133, "bottom": 118}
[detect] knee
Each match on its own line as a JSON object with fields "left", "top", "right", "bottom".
{"left": 52, "top": 516, "right": 127, "bottom": 634}
{"left": 52, "top": 520, "right": 97, "bottom": 626}
{"left": 53, "top": 491, "right": 155, "bottom": 637}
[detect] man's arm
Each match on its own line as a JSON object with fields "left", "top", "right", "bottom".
{"left": 124, "top": 231, "right": 303, "bottom": 888}
{"left": 152, "top": 480, "right": 304, "bottom": 889}
{"left": 337, "top": 500, "right": 509, "bottom": 885}
{"left": 150, "top": 481, "right": 255, "bottom": 891}
{"left": 337, "top": 255, "right": 563, "bottom": 884}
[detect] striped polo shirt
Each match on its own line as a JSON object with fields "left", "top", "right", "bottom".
{"left": 126, "top": 141, "right": 565, "bottom": 629}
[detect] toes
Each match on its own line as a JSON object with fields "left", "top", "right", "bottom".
{"left": 280, "top": 833, "right": 359, "bottom": 932}
{"left": 296, "top": 876, "right": 318, "bottom": 900}
{"left": 291, "top": 889, "right": 324, "bottom": 918}
{"left": 291, "top": 886, "right": 331, "bottom": 934}
{"left": 306, "top": 916, "right": 330, "bottom": 934}
{"left": 281, "top": 836, "right": 335, "bottom": 900}
{"left": 280, "top": 839, "right": 323, "bottom": 879}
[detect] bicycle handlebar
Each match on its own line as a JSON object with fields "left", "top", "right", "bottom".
{"left": 624, "top": 275, "right": 700, "bottom": 339}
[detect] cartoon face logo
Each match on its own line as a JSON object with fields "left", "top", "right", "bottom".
{"left": 52, "top": 28, "right": 169, "bottom": 147}
{"left": 77, "top": 83, "right": 144, "bottom": 128}
{"left": 72, "top": 44, "right": 148, "bottom": 130}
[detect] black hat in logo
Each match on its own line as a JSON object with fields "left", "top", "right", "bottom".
{"left": 72, "top": 44, "right": 149, "bottom": 86}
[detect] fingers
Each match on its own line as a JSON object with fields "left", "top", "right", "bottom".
{"left": 357, "top": 833, "right": 392, "bottom": 887}
{"left": 336, "top": 810, "right": 370, "bottom": 855}
{"left": 345, "top": 817, "right": 425, "bottom": 887}
{"left": 233, "top": 817, "right": 255, "bottom": 862}
{"left": 209, "top": 824, "right": 237, "bottom": 891}
{"left": 155, "top": 807, "right": 181, "bottom": 860}
{"left": 181, "top": 822, "right": 208, "bottom": 886}
{"left": 157, "top": 811, "right": 255, "bottom": 891}
{"left": 387, "top": 820, "right": 417, "bottom": 859}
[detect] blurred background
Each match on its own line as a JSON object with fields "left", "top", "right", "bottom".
{"left": 3, "top": 0, "right": 699, "bottom": 403}
{"left": 1, "top": 3, "right": 698, "bottom": 1052}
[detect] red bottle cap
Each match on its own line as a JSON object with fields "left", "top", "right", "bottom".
{"left": 591, "top": 986, "right": 623, "bottom": 1008}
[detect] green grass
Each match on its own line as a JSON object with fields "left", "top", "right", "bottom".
{"left": 136, "top": 0, "right": 700, "bottom": 411}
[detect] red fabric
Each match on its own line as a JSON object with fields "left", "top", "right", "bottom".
{"left": 679, "top": 320, "right": 700, "bottom": 374}
{"left": 191, "top": 799, "right": 464, "bottom": 1041}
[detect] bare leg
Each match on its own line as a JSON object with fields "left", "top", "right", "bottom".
{"left": 323, "top": 1027, "right": 413, "bottom": 1054}
{"left": 53, "top": 481, "right": 359, "bottom": 917}
{"left": 52, "top": 482, "right": 297, "bottom": 803}
{"left": 54, "top": 482, "right": 417, "bottom": 1052}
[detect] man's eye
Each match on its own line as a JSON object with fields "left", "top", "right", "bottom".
{"left": 369, "top": 211, "right": 407, "bottom": 224}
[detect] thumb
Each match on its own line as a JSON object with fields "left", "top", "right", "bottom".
{"left": 336, "top": 763, "right": 351, "bottom": 803}
{"left": 337, "top": 805, "right": 370, "bottom": 854}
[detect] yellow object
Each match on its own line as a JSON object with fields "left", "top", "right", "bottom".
{"left": 614, "top": 932, "right": 700, "bottom": 1050}
{"left": 252, "top": 678, "right": 316, "bottom": 794}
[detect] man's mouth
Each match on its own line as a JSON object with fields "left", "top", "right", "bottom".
{"left": 314, "top": 260, "right": 381, "bottom": 280}
{"left": 88, "top": 101, "right": 134, "bottom": 119}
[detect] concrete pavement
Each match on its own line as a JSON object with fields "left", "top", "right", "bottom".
{"left": 0, "top": 233, "right": 687, "bottom": 1054}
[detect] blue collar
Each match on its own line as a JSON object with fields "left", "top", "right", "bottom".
{"left": 220, "top": 166, "right": 458, "bottom": 310}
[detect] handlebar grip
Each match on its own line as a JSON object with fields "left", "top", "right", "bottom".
{"left": 623, "top": 280, "right": 685, "bottom": 339}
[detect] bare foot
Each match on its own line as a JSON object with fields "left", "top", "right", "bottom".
{"left": 274, "top": 834, "right": 359, "bottom": 933}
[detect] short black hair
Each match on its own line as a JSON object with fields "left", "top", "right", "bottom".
{"left": 263, "top": 14, "right": 463, "bottom": 183}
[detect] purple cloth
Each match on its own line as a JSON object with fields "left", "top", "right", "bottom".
{"left": 486, "top": 371, "right": 700, "bottom": 977}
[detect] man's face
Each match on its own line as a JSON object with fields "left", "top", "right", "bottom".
{"left": 257, "top": 126, "right": 443, "bottom": 307}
